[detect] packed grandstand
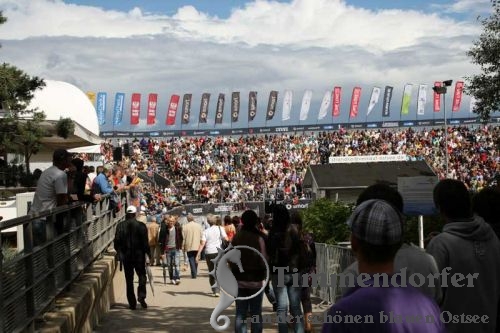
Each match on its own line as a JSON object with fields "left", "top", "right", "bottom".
{"left": 75, "top": 125, "right": 499, "bottom": 206}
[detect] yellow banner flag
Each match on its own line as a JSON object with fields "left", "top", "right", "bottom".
{"left": 87, "top": 91, "right": 96, "bottom": 106}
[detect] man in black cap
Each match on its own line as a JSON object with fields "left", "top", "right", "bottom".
{"left": 114, "top": 205, "right": 151, "bottom": 310}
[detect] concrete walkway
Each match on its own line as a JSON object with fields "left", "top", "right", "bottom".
{"left": 94, "top": 260, "right": 329, "bottom": 333}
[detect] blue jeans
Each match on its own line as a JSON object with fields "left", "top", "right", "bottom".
{"left": 272, "top": 273, "right": 304, "bottom": 333}
{"left": 235, "top": 288, "right": 264, "bottom": 333}
{"left": 166, "top": 248, "right": 181, "bottom": 280}
{"left": 187, "top": 251, "right": 198, "bottom": 278}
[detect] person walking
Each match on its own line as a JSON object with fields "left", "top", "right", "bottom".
{"left": 267, "top": 204, "right": 306, "bottom": 333}
{"left": 196, "top": 213, "right": 228, "bottom": 297}
{"left": 182, "top": 214, "right": 203, "bottom": 278}
{"left": 290, "top": 211, "right": 316, "bottom": 333}
{"left": 146, "top": 214, "right": 161, "bottom": 266}
{"left": 159, "top": 215, "right": 183, "bottom": 285}
{"left": 114, "top": 205, "right": 151, "bottom": 310}
{"left": 231, "top": 210, "right": 268, "bottom": 333}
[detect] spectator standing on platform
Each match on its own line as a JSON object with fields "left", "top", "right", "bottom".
{"left": 427, "top": 179, "right": 500, "bottom": 333}
{"left": 322, "top": 200, "right": 445, "bottom": 333}
{"left": 182, "top": 213, "right": 203, "bottom": 278}
{"left": 29, "top": 149, "right": 72, "bottom": 244}
{"left": 114, "top": 206, "right": 150, "bottom": 310}
{"left": 30, "top": 148, "right": 72, "bottom": 213}
{"left": 92, "top": 164, "right": 113, "bottom": 200}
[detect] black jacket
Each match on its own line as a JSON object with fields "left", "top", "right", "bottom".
{"left": 158, "top": 223, "right": 183, "bottom": 251}
{"left": 114, "top": 217, "right": 151, "bottom": 262}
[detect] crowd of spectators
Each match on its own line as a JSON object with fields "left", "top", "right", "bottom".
{"left": 97, "top": 125, "right": 498, "bottom": 205}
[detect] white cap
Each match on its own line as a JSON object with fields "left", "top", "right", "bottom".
{"left": 126, "top": 206, "right": 137, "bottom": 214}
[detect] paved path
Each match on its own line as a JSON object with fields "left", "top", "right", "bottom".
{"left": 94, "top": 260, "right": 329, "bottom": 333}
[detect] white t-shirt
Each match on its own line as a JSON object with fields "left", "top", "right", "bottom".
{"left": 30, "top": 165, "right": 68, "bottom": 214}
{"left": 202, "top": 225, "right": 228, "bottom": 255}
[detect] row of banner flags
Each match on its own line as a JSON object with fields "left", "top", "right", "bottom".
{"left": 87, "top": 81, "right": 473, "bottom": 126}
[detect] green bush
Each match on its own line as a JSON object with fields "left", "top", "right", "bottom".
{"left": 403, "top": 214, "right": 445, "bottom": 246}
{"left": 301, "top": 198, "right": 445, "bottom": 247}
{"left": 301, "top": 198, "right": 354, "bottom": 245}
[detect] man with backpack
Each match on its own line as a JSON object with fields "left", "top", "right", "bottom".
{"left": 114, "top": 206, "right": 151, "bottom": 310}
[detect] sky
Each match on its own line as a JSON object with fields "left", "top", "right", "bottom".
{"left": 0, "top": 0, "right": 495, "bottom": 132}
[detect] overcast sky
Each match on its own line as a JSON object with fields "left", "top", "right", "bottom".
{"left": 0, "top": 0, "right": 494, "bottom": 131}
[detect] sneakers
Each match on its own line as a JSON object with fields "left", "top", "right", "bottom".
{"left": 170, "top": 280, "right": 175, "bottom": 285}
{"left": 139, "top": 299, "right": 148, "bottom": 309}
{"left": 213, "top": 292, "right": 220, "bottom": 297}
{"left": 175, "top": 280, "right": 181, "bottom": 285}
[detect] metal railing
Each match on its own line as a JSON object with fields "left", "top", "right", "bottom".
{"left": 314, "top": 243, "right": 355, "bottom": 306}
{"left": 0, "top": 195, "right": 126, "bottom": 333}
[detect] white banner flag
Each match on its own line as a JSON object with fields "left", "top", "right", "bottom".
{"left": 300, "top": 90, "right": 313, "bottom": 121}
{"left": 282, "top": 90, "right": 293, "bottom": 121}
{"left": 317, "top": 90, "right": 332, "bottom": 120}
{"left": 367, "top": 87, "right": 381, "bottom": 116}
{"left": 469, "top": 96, "right": 477, "bottom": 113}
{"left": 417, "top": 84, "right": 427, "bottom": 116}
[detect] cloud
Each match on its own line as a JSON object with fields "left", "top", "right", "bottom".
{"left": 0, "top": 0, "right": 486, "bottom": 129}
{"left": 432, "top": 0, "right": 492, "bottom": 15}
{"left": 0, "top": 0, "right": 481, "bottom": 50}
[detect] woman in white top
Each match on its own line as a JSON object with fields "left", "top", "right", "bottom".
{"left": 196, "top": 213, "right": 228, "bottom": 297}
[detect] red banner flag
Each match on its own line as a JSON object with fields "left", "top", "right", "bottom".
{"left": 349, "top": 87, "right": 362, "bottom": 118}
{"left": 452, "top": 81, "right": 464, "bottom": 112}
{"left": 433, "top": 81, "right": 441, "bottom": 112}
{"left": 147, "top": 93, "right": 158, "bottom": 125}
{"left": 130, "top": 93, "right": 141, "bottom": 125}
{"left": 166, "top": 94, "right": 180, "bottom": 125}
{"left": 332, "top": 87, "right": 341, "bottom": 117}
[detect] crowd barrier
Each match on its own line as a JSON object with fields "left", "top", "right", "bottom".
{"left": 314, "top": 243, "right": 355, "bottom": 306}
{"left": 0, "top": 194, "right": 126, "bottom": 333}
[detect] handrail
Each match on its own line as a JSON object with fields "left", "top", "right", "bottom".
{"left": 0, "top": 193, "right": 126, "bottom": 333}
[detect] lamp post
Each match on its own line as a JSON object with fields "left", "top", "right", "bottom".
{"left": 432, "top": 80, "right": 453, "bottom": 178}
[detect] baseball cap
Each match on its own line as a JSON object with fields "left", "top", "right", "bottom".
{"left": 126, "top": 206, "right": 137, "bottom": 214}
{"left": 347, "top": 199, "right": 403, "bottom": 246}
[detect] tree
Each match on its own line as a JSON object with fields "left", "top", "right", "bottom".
{"left": 300, "top": 198, "right": 353, "bottom": 244}
{"left": 0, "top": 13, "right": 49, "bottom": 175}
{"left": 0, "top": 63, "right": 46, "bottom": 173}
{"left": 466, "top": 0, "right": 500, "bottom": 121}
{"left": 56, "top": 117, "right": 75, "bottom": 139}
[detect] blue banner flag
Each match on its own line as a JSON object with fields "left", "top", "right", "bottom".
{"left": 96, "top": 92, "right": 107, "bottom": 126}
{"left": 113, "top": 92, "right": 125, "bottom": 126}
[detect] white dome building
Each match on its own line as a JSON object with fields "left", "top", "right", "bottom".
{"left": 26, "top": 80, "right": 102, "bottom": 162}
{"left": 29, "top": 80, "right": 100, "bottom": 136}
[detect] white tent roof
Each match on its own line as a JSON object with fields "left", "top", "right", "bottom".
{"left": 28, "top": 80, "right": 99, "bottom": 135}
{"left": 68, "top": 144, "right": 101, "bottom": 154}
